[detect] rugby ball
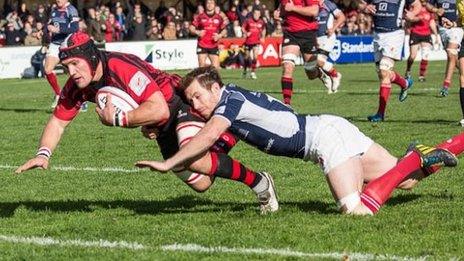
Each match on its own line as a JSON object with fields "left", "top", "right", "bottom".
{"left": 96, "top": 86, "right": 139, "bottom": 112}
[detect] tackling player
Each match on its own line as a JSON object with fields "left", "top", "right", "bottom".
{"left": 275, "top": 0, "right": 320, "bottom": 105}
{"left": 45, "top": 0, "right": 79, "bottom": 108}
{"left": 405, "top": 0, "right": 438, "bottom": 82}
{"left": 15, "top": 32, "right": 278, "bottom": 215}
{"left": 315, "top": 0, "right": 345, "bottom": 94}
{"left": 137, "top": 66, "right": 463, "bottom": 216}
{"left": 427, "top": 0, "right": 463, "bottom": 97}
{"left": 190, "top": 0, "right": 228, "bottom": 69}
{"left": 358, "top": 0, "right": 420, "bottom": 122}
{"left": 241, "top": 8, "right": 266, "bottom": 80}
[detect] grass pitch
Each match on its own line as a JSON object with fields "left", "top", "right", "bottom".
{"left": 1, "top": 61, "right": 464, "bottom": 259}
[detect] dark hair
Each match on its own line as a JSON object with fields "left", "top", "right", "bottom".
{"left": 180, "top": 66, "right": 223, "bottom": 92}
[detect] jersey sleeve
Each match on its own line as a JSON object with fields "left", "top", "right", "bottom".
{"left": 192, "top": 15, "right": 200, "bottom": 28}
{"left": 60, "top": 5, "right": 79, "bottom": 34}
{"left": 53, "top": 79, "right": 82, "bottom": 121}
{"left": 107, "top": 57, "right": 161, "bottom": 104}
{"left": 326, "top": 1, "right": 341, "bottom": 14}
{"left": 213, "top": 92, "right": 245, "bottom": 124}
{"left": 305, "top": 0, "right": 320, "bottom": 6}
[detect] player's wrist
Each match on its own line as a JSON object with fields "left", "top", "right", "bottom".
{"left": 36, "top": 146, "right": 52, "bottom": 160}
{"left": 113, "top": 111, "right": 129, "bottom": 127}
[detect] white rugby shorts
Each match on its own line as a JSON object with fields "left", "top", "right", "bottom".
{"left": 373, "top": 30, "right": 405, "bottom": 62}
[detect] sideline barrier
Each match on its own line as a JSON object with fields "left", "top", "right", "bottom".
{"left": 0, "top": 35, "right": 448, "bottom": 79}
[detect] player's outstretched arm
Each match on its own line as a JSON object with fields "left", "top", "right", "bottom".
{"left": 15, "top": 116, "right": 70, "bottom": 174}
{"left": 136, "top": 116, "right": 230, "bottom": 172}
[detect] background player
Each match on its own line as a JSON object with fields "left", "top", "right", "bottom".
{"left": 241, "top": 8, "right": 266, "bottom": 80}
{"left": 45, "top": 0, "right": 79, "bottom": 108}
{"left": 137, "top": 66, "right": 460, "bottom": 216}
{"left": 358, "top": 0, "right": 419, "bottom": 122}
{"left": 405, "top": 0, "right": 438, "bottom": 82}
{"left": 15, "top": 32, "right": 278, "bottom": 215}
{"left": 190, "top": 0, "right": 228, "bottom": 69}
{"left": 275, "top": 0, "right": 320, "bottom": 105}
{"left": 427, "top": 0, "right": 463, "bottom": 96}
{"left": 315, "top": 0, "right": 345, "bottom": 94}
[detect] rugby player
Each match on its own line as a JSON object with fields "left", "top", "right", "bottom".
{"left": 137, "top": 66, "right": 462, "bottom": 216}
{"left": 241, "top": 8, "right": 266, "bottom": 80}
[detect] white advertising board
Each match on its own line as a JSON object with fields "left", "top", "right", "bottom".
{"left": 105, "top": 39, "right": 199, "bottom": 70}
{"left": 0, "top": 46, "right": 41, "bottom": 79}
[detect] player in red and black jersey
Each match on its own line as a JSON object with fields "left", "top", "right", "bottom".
{"left": 15, "top": 32, "right": 278, "bottom": 214}
{"left": 190, "top": 0, "right": 227, "bottom": 69}
{"left": 275, "top": 0, "right": 320, "bottom": 105}
{"left": 405, "top": 0, "right": 438, "bottom": 82}
{"left": 241, "top": 8, "right": 266, "bottom": 80}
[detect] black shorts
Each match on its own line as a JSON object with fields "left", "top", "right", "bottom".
{"left": 459, "top": 38, "right": 464, "bottom": 59}
{"left": 409, "top": 33, "right": 432, "bottom": 46}
{"left": 282, "top": 30, "right": 318, "bottom": 54}
{"left": 156, "top": 94, "right": 205, "bottom": 159}
{"left": 197, "top": 46, "right": 219, "bottom": 55}
{"left": 244, "top": 44, "right": 259, "bottom": 51}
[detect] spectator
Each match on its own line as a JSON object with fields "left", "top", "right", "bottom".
{"left": 6, "top": 11, "right": 23, "bottom": 31}
{"left": 271, "top": 21, "right": 283, "bottom": 37}
{"left": 226, "top": 5, "right": 238, "bottom": 23}
{"left": 86, "top": 8, "right": 104, "bottom": 43}
{"left": 178, "top": 21, "right": 191, "bottom": 39}
{"left": 238, "top": 5, "right": 250, "bottom": 25}
{"left": 30, "top": 46, "right": 47, "bottom": 77}
{"left": 18, "top": 3, "right": 31, "bottom": 22}
{"left": 78, "top": 18, "right": 88, "bottom": 33}
{"left": 233, "top": 20, "right": 242, "bottom": 37}
{"left": 155, "top": 1, "right": 168, "bottom": 25}
{"left": 115, "top": 6, "right": 127, "bottom": 40}
{"left": 24, "top": 22, "right": 43, "bottom": 46}
{"left": 130, "top": 14, "right": 147, "bottom": 41}
{"left": 146, "top": 24, "right": 162, "bottom": 40}
{"left": 340, "top": 21, "right": 357, "bottom": 35}
{"left": 5, "top": 22, "right": 24, "bottom": 46}
{"left": 35, "top": 4, "right": 48, "bottom": 25}
{"left": 162, "top": 21, "right": 177, "bottom": 40}
{"left": 103, "top": 13, "right": 122, "bottom": 42}
{"left": 262, "top": 8, "right": 275, "bottom": 36}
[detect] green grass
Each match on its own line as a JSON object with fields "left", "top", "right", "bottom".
{"left": 1, "top": 61, "right": 464, "bottom": 259}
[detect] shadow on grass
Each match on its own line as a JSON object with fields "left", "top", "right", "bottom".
{"left": 0, "top": 196, "right": 340, "bottom": 217}
{"left": 0, "top": 193, "right": 436, "bottom": 217}
{"left": 344, "top": 116, "right": 457, "bottom": 125}
{"left": 0, "top": 107, "right": 51, "bottom": 113}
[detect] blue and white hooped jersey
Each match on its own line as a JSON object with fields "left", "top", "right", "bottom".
{"left": 213, "top": 84, "right": 317, "bottom": 159}
{"left": 317, "top": 0, "right": 341, "bottom": 37}
{"left": 429, "top": 0, "right": 457, "bottom": 24}
{"left": 367, "top": 0, "right": 414, "bottom": 32}
{"left": 49, "top": 3, "right": 79, "bottom": 44}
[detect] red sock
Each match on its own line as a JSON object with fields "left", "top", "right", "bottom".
{"left": 45, "top": 72, "right": 61, "bottom": 95}
{"left": 360, "top": 152, "right": 422, "bottom": 213}
{"left": 423, "top": 132, "right": 464, "bottom": 175}
{"left": 327, "top": 68, "right": 338, "bottom": 78}
{"left": 251, "top": 60, "right": 257, "bottom": 72}
{"left": 419, "top": 60, "right": 428, "bottom": 77}
{"left": 377, "top": 84, "right": 391, "bottom": 116}
{"left": 390, "top": 71, "right": 408, "bottom": 89}
{"left": 210, "top": 152, "right": 261, "bottom": 188}
{"left": 443, "top": 80, "right": 451, "bottom": 89}
{"left": 281, "top": 76, "right": 293, "bottom": 105}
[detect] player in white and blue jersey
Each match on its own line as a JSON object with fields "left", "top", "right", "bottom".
{"left": 314, "top": 0, "right": 345, "bottom": 93}
{"left": 427, "top": 0, "right": 463, "bottom": 96}
{"left": 358, "top": 0, "right": 420, "bottom": 122}
{"left": 45, "top": 0, "right": 80, "bottom": 109}
{"left": 136, "top": 66, "right": 459, "bottom": 216}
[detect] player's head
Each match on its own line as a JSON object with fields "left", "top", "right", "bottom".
{"left": 59, "top": 32, "right": 101, "bottom": 88}
{"left": 56, "top": 0, "right": 68, "bottom": 8}
{"left": 252, "top": 8, "right": 261, "bottom": 20}
{"left": 180, "top": 66, "right": 224, "bottom": 119}
{"left": 205, "top": 0, "right": 216, "bottom": 13}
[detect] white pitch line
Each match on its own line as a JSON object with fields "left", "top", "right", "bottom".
{"left": 0, "top": 235, "right": 146, "bottom": 250}
{"left": 0, "top": 235, "right": 429, "bottom": 260}
{"left": 161, "top": 243, "right": 427, "bottom": 261}
{"left": 0, "top": 164, "right": 144, "bottom": 173}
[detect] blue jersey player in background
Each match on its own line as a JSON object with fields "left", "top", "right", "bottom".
{"left": 45, "top": 0, "right": 80, "bottom": 109}
{"left": 136, "top": 66, "right": 459, "bottom": 216}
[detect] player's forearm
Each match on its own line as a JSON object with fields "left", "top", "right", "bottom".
{"left": 189, "top": 25, "right": 199, "bottom": 35}
{"left": 165, "top": 120, "right": 225, "bottom": 169}
{"left": 127, "top": 102, "right": 169, "bottom": 127}
{"left": 39, "top": 116, "right": 69, "bottom": 154}
{"left": 334, "top": 15, "right": 346, "bottom": 30}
